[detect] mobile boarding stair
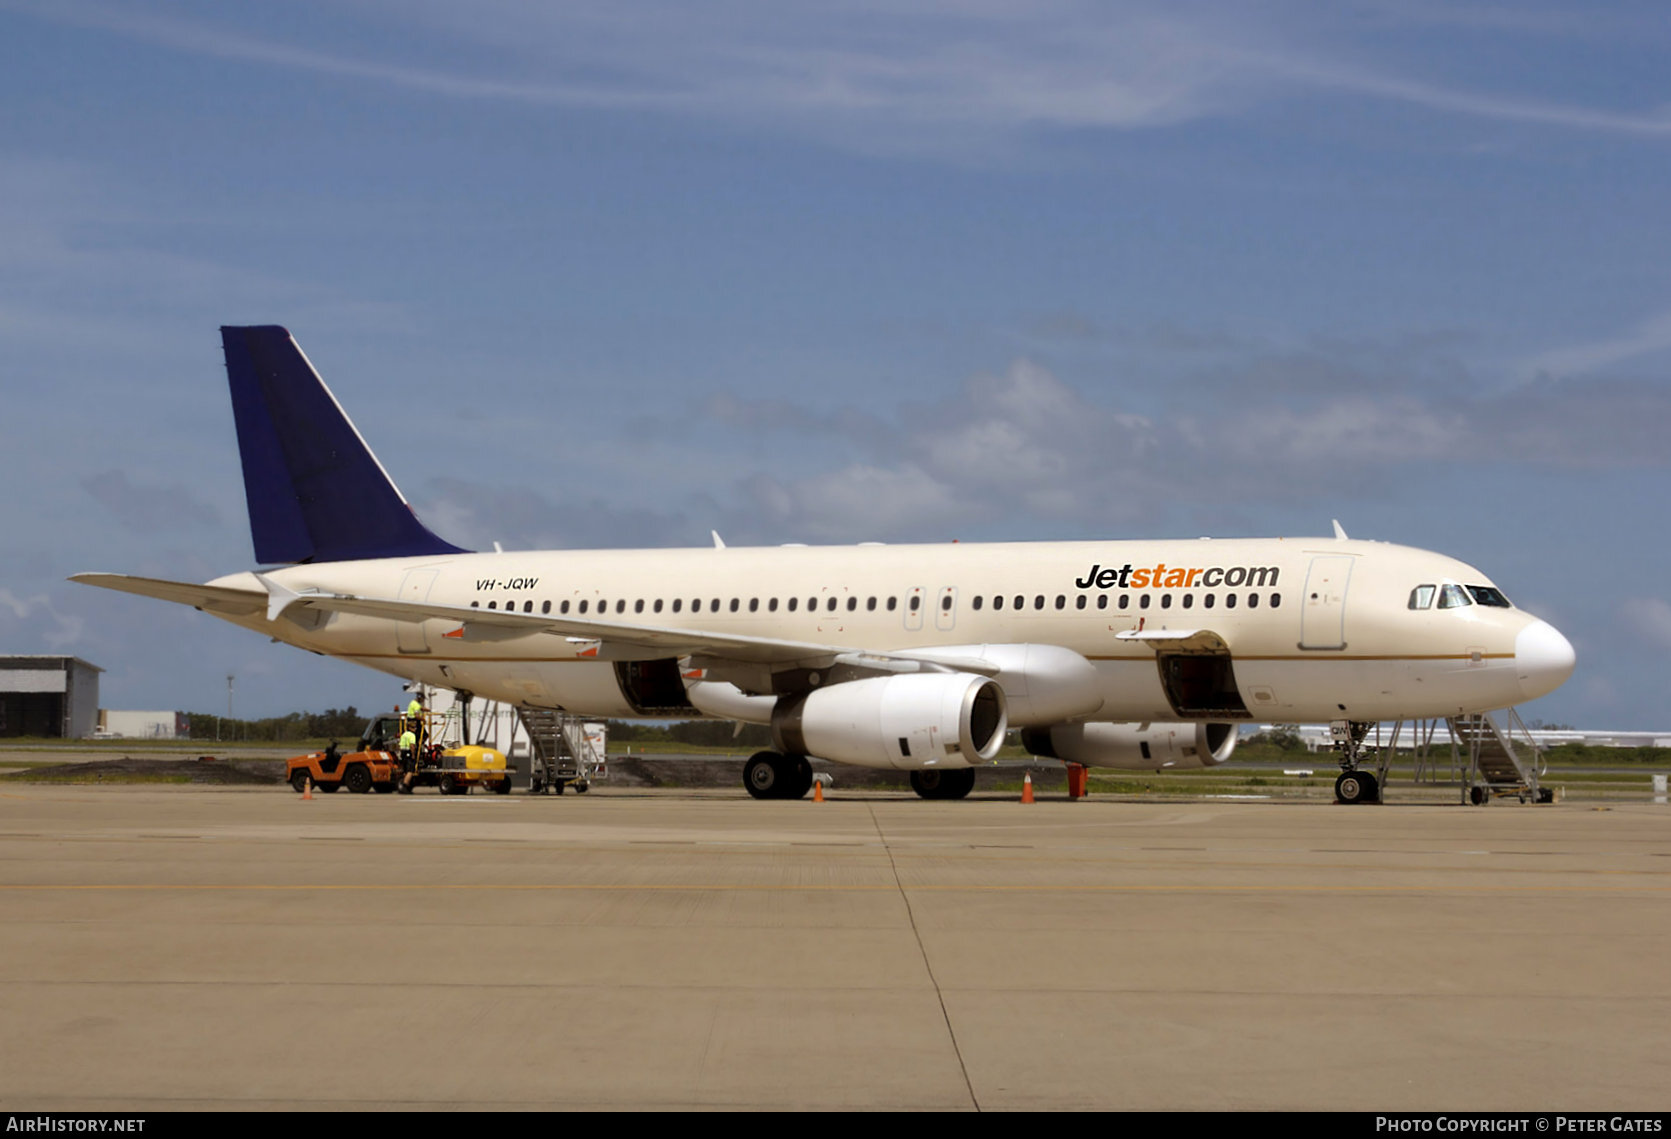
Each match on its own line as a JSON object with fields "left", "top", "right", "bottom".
{"left": 1447, "top": 708, "right": 1551, "bottom": 805}
{"left": 516, "top": 708, "right": 604, "bottom": 795}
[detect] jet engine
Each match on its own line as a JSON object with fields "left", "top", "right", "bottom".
{"left": 772, "top": 673, "right": 1007, "bottom": 770}
{"left": 1021, "top": 721, "right": 1238, "bottom": 770}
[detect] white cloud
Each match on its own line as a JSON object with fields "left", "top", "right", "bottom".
{"left": 18, "top": 0, "right": 1671, "bottom": 159}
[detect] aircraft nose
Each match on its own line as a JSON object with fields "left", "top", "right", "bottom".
{"left": 1515, "top": 619, "right": 1576, "bottom": 701}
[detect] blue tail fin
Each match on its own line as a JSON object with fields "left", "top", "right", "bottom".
{"left": 221, "top": 325, "right": 468, "bottom": 565}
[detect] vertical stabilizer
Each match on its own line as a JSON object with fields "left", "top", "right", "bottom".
{"left": 220, "top": 325, "right": 467, "bottom": 565}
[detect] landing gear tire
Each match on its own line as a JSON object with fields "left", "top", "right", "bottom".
{"left": 1470, "top": 785, "right": 1490, "bottom": 806}
{"left": 785, "top": 756, "right": 813, "bottom": 800}
{"left": 343, "top": 764, "right": 373, "bottom": 794}
{"left": 911, "top": 768, "right": 975, "bottom": 800}
{"left": 1335, "top": 772, "right": 1367, "bottom": 805}
{"left": 744, "top": 752, "right": 783, "bottom": 800}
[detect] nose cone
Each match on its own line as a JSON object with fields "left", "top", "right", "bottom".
{"left": 1516, "top": 620, "right": 1576, "bottom": 701}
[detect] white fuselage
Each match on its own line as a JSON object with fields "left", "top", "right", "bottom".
{"left": 209, "top": 536, "right": 1572, "bottom": 726}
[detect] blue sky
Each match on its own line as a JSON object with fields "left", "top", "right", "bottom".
{"left": 0, "top": 1, "right": 1667, "bottom": 726}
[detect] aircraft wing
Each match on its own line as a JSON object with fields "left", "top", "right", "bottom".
{"left": 289, "top": 589, "right": 997, "bottom": 673}
{"left": 70, "top": 573, "right": 267, "bottom": 618}
{"left": 72, "top": 572, "right": 997, "bottom": 676}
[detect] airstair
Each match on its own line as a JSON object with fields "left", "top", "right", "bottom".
{"left": 515, "top": 707, "right": 606, "bottom": 794}
{"left": 1448, "top": 708, "right": 1549, "bottom": 804}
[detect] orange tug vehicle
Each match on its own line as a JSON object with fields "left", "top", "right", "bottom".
{"left": 286, "top": 712, "right": 512, "bottom": 796}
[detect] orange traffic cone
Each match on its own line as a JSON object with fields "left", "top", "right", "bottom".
{"left": 302, "top": 776, "right": 314, "bottom": 801}
{"left": 813, "top": 778, "right": 824, "bottom": 803}
{"left": 1021, "top": 771, "right": 1034, "bottom": 804}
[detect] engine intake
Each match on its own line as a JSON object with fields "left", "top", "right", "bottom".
{"left": 773, "top": 673, "right": 1007, "bottom": 770}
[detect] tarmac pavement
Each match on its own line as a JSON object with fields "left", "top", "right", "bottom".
{"left": 0, "top": 783, "right": 1667, "bottom": 1111}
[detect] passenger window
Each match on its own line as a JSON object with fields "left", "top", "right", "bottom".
{"left": 1054, "top": 595, "right": 1065, "bottom": 610}
{"left": 1409, "top": 585, "right": 1436, "bottom": 610}
{"left": 1034, "top": 595, "right": 1045, "bottom": 610}
{"left": 808, "top": 596, "right": 817, "bottom": 610}
{"left": 1225, "top": 594, "right": 1236, "bottom": 609}
{"left": 1160, "top": 594, "right": 1172, "bottom": 609}
{"left": 711, "top": 599, "right": 721, "bottom": 612}
{"left": 972, "top": 596, "right": 983, "bottom": 611}
{"left": 887, "top": 597, "right": 898, "bottom": 611}
{"left": 1118, "top": 594, "right": 1129, "bottom": 610}
{"left": 1269, "top": 593, "right": 1281, "bottom": 609}
{"left": 749, "top": 598, "right": 759, "bottom": 612}
{"left": 616, "top": 600, "right": 626, "bottom": 614}
{"left": 1096, "top": 595, "right": 1107, "bottom": 610}
{"left": 653, "top": 599, "right": 663, "bottom": 613}
{"left": 1076, "top": 595, "right": 1087, "bottom": 610}
{"left": 471, "top": 601, "right": 480, "bottom": 609}
{"left": 848, "top": 597, "right": 858, "bottom": 611}
{"left": 634, "top": 599, "right": 644, "bottom": 613}
{"left": 672, "top": 599, "right": 681, "bottom": 613}
{"left": 909, "top": 596, "right": 920, "bottom": 612}
{"left": 993, "top": 595, "right": 1004, "bottom": 610}
{"left": 488, "top": 601, "right": 497, "bottom": 610}
{"left": 1247, "top": 593, "right": 1259, "bottom": 609}
{"left": 1182, "top": 594, "right": 1193, "bottom": 609}
{"left": 788, "top": 597, "right": 798, "bottom": 612}
{"left": 561, "top": 600, "right": 570, "bottom": 614}
{"left": 827, "top": 597, "right": 838, "bottom": 612}
{"left": 769, "top": 598, "right": 779, "bottom": 612}
{"left": 541, "top": 600, "right": 550, "bottom": 614}
{"left": 867, "top": 597, "right": 877, "bottom": 611}
{"left": 1139, "top": 595, "right": 1151, "bottom": 610}
{"left": 729, "top": 599, "right": 739, "bottom": 612}
{"left": 1013, "top": 595, "right": 1023, "bottom": 610}
{"left": 1438, "top": 584, "right": 1471, "bottom": 609}
{"left": 578, "top": 601, "right": 587, "bottom": 614}
{"left": 525, "top": 601, "right": 533, "bottom": 613}
{"left": 1204, "top": 594, "right": 1215, "bottom": 609}
{"left": 941, "top": 595, "right": 952, "bottom": 611}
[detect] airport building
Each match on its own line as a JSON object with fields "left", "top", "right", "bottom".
{"left": 0, "top": 656, "right": 102, "bottom": 739}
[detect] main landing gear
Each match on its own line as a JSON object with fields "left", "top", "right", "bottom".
{"left": 743, "top": 751, "right": 814, "bottom": 800}
{"left": 909, "top": 768, "right": 975, "bottom": 801}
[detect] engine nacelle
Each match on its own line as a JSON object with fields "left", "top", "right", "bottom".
{"left": 772, "top": 673, "right": 1008, "bottom": 770}
{"left": 1022, "top": 721, "right": 1238, "bottom": 770}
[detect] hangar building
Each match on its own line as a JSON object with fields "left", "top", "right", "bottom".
{"left": 0, "top": 656, "right": 101, "bottom": 739}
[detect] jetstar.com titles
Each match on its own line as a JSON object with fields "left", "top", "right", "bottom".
{"left": 1073, "top": 563, "right": 1281, "bottom": 591}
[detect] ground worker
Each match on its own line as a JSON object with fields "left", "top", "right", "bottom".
{"left": 397, "top": 724, "right": 418, "bottom": 793}
{"left": 399, "top": 690, "right": 425, "bottom": 794}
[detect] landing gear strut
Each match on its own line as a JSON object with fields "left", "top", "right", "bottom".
{"left": 910, "top": 768, "right": 975, "bottom": 800}
{"left": 1331, "top": 720, "right": 1382, "bottom": 805}
{"left": 742, "top": 751, "right": 813, "bottom": 800}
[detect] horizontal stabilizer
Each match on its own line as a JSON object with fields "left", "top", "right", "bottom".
{"left": 221, "top": 326, "right": 466, "bottom": 565}
{"left": 70, "top": 573, "right": 266, "bottom": 617}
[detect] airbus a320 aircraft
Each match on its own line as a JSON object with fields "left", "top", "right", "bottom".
{"left": 75, "top": 327, "right": 1576, "bottom": 802}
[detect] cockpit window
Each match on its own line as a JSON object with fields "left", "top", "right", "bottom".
{"left": 1467, "top": 585, "right": 1512, "bottom": 608}
{"left": 1408, "top": 585, "right": 1435, "bottom": 610}
{"left": 1437, "top": 584, "right": 1472, "bottom": 609}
